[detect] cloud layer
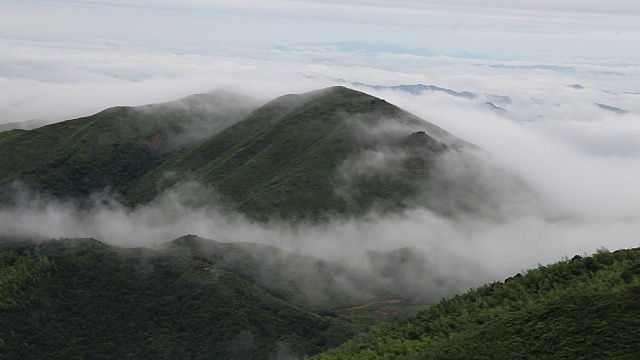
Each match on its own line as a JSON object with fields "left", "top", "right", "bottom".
{"left": 1, "top": 0, "right": 639, "bottom": 299}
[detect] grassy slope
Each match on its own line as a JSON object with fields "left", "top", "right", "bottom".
{"left": 0, "top": 237, "right": 375, "bottom": 359}
{"left": 0, "top": 91, "right": 258, "bottom": 202}
{"left": 2, "top": 86, "right": 478, "bottom": 220}
{"left": 315, "top": 248, "right": 640, "bottom": 359}
{"left": 129, "top": 86, "right": 460, "bottom": 220}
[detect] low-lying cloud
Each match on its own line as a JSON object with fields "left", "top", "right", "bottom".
{"left": 1, "top": 29, "right": 640, "bottom": 300}
{"left": 2, "top": 177, "right": 639, "bottom": 301}
{"left": 2, "top": 87, "right": 640, "bottom": 300}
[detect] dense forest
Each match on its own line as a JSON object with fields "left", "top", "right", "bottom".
{"left": 0, "top": 235, "right": 438, "bottom": 359}
{"left": 0, "top": 237, "right": 383, "bottom": 359}
{"left": 3, "top": 238, "right": 639, "bottom": 359}
{"left": 316, "top": 247, "right": 640, "bottom": 359}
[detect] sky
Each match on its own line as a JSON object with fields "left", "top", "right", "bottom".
{"left": 3, "top": 0, "right": 640, "bottom": 58}
{"left": 1, "top": 0, "right": 640, "bottom": 122}
{"left": 1, "top": 0, "right": 640, "bottom": 293}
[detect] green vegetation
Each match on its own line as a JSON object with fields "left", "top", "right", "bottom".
{"left": 3, "top": 87, "right": 636, "bottom": 359}
{"left": 127, "top": 86, "right": 463, "bottom": 220}
{"left": 5, "top": 239, "right": 639, "bottom": 359}
{"left": 316, "top": 248, "right": 640, "bottom": 359}
{"left": 0, "top": 90, "right": 257, "bottom": 203}
{"left": 161, "top": 235, "right": 398, "bottom": 311}
{"left": 1, "top": 86, "right": 472, "bottom": 220}
{"left": 0, "top": 246, "right": 53, "bottom": 310}
{"left": 0, "top": 237, "right": 407, "bottom": 359}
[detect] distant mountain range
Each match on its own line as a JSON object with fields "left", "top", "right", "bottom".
{"left": 352, "top": 83, "right": 478, "bottom": 100}
{"left": 0, "top": 118, "right": 50, "bottom": 132}
{"left": 306, "top": 74, "right": 514, "bottom": 105}
{"left": 300, "top": 75, "right": 635, "bottom": 119}
{"left": 596, "top": 103, "right": 629, "bottom": 115}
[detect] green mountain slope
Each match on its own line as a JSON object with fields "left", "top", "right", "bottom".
{"left": 1, "top": 86, "right": 509, "bottom": 220}
{"left": 316, "top": 248, "right": 640, "bottom": 359}
{"left": 127, "top": 86, "right": 471, "bottom": 219}
{"left": 162, "top": 234, "right": 398, "bottom": 311}
{"left": 0, "top": 237, "right": 401, "bottom": 359}
{"left": 0, "top": 90, "right": 258, "bottom": 202}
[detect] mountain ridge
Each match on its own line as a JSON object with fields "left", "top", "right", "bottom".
{"left": 1, "top": 86, "right": 489, "bottom": 221}
{"left": 0, "top": 235, "right": 431, "bottom": 359}
{"left": 0, "top": 90, "right": 259, "bottom": 203}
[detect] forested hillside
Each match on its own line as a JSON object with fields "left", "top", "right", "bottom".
{"left": 4, "top": 239, "right": 639, "bottom": 359}
{"left": 0, "top": 237, "right": 408, "bottom": 359}
{"left": 316, "top": 247, "right": 640, "bottom": 359}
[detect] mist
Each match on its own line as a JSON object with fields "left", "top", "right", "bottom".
{"left": 2, "top": 178, "right": 639, "bottom": 300}
{"left": 2, "top": 77, "right": 640, "bottom": 300}
{"left": 2, "top": 0, "right": 640, "bottom": 301}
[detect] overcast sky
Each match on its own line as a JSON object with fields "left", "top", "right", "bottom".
{"left": 2, "top": 0, "right": 640, "bottom": 59}
{"left": 1, "top": 0, "right": 639, "bottom": 122}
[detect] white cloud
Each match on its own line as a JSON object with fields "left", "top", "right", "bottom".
{"left": 1, "top": 0, "right": 640, "bottom": 298}
{"left": 2, "top": 0, "right": 639, "bottom": 59}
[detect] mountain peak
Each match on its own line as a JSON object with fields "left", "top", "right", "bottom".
{"left": 1, "top": 86, "right": 481, "bottom": 221}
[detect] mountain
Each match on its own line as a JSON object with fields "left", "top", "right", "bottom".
{"left": 126, "top": 86, "right": 479, "bottom": 220}
{"left": 303, "top": 74, "right": 514, "bottom": 105}
{"left": 353, "top": 83, "right": 477, "bottom": 99}
{"left": 485, "top": 101, "right": 508, "bottom": 114}
{"left": 0, "top": 119, "right": 50, "bottom": 133}
{"left": 2, "top": 85, "right": 635, "bottom": 359}
{"left": 0, "top": 236, "right": 423, "bottom": 359}
{"left": 1, "top": 86, "right": 507, "bottom": 221}
{"left": 596, "top": 103, "right": 629, "bottom": 115}
{"left": 316, "top": 247, "right": 640, "bottom": 359}
{"left": 0, "top": 90, "right": 259, "bottom": 203}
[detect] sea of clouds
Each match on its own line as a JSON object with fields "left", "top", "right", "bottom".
{"left": 1, "top": 0, "right": 639, "bottom": 297}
